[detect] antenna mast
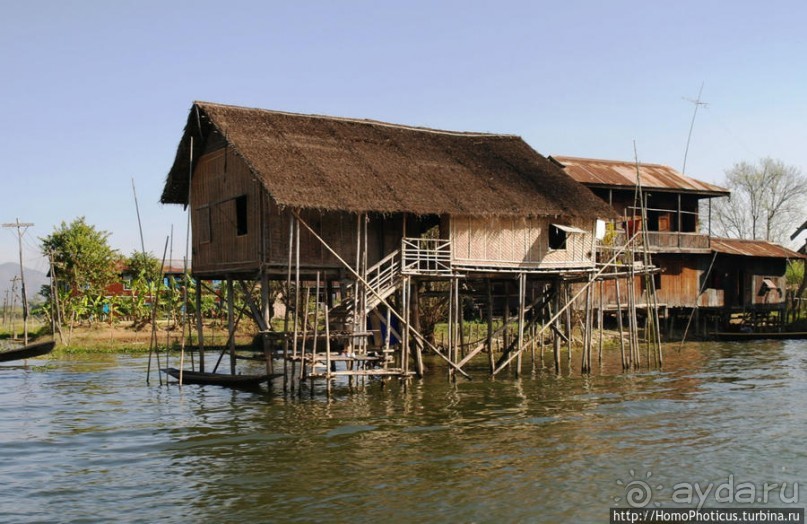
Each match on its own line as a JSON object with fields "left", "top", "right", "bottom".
{"left": 682, "top": 82, "right": 708, "bottom": 175}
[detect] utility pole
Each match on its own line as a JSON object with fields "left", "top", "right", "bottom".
{"left": 10, "top": 276, "right": 19, "bottom": 340}
{"left": 3, "top": 219, "right": 34, "bottom": 345}
{"left": 2, "top": 290, "right": 8, "bottom": 329}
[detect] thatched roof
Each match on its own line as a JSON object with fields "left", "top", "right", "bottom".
{"left": 161, "top": 102, "right": 615, "bottom": 219}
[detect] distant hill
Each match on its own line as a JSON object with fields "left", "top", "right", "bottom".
{"left": 0, "top": 262, "right": 49, "bottom": 305}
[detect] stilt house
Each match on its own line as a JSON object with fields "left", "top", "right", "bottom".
{"left": 552, "top": 156, "right": 805, "bottom": 332}
{"left": 160, "top": 102, "right": 614, "bottom": 378}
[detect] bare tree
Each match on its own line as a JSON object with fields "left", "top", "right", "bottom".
{"left": 711, "top": 157, "right": 806, "bottom": 244}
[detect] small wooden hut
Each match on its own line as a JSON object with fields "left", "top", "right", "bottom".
{"left": 161, "top": 102, "right": 615, "bottom": 380}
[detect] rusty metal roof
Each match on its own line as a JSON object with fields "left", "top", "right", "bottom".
{"left": 551, "top": 156, "right": 730, "bottom": 196}
{"left": 711, "top": 238, "right": 806, "bottom": 259}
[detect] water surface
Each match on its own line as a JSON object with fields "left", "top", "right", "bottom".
{"left": 0, "top": 341, "right": 804, "bottom": 522}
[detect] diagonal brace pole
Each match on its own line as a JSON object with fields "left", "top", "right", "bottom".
{"left": 292, "top": 210, "right": 471, "bottom": 379}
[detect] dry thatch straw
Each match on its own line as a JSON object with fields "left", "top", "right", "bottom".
{"left": 162, "top": 101, "right": 615, "bottom": 221}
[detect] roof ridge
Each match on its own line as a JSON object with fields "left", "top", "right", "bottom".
{"left": 194, "top": 100, "right": 519, "bottom": 139}
{"left": 552, "top": 155, "right": 674, "bottom": 170}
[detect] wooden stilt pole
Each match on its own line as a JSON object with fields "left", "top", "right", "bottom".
{"left": 299, "top": 286, "right": 310, "bottom": 382}
{"left": 487, "top": 280, "right": 495, "bottom": 375}
{"left": 283, "top": 213, "right": 293, "bottom": 391}
{"left": 582, "top": 275, "right": 593, "bottom": 373}
{"left": 564, "top": 282, "right": 573, "bottom": 363}
{"left": 324, "top": 304, "right": 332, "bottom": 382}
{"left": 454, "top": 277, "right": 461, "bottom": 379}
{"left": 196, "top": 277, "right": 205, "bottom": 373}
{"left": 311, "top": 272, "right": 320, "bottom": 381}
{"left": 516, "top": 273, "right": 525, "bottom": 378}
{"left": 227, "top": 277, "right": 236, "bottom": 375}
{"left": 447, "top": 277, "right": 454, "bottom": 379}
{"left": 598, "top": 279, "right": 604, "bottom": 367}
{"left": 402, "top": 276, "right": 410, "bottom": 376}
{"left": 553, "top": 281, "right": 562, "bottom": 373}
{"left": 615, "top": 271, "right": 627, "bottom": 369}
{"left": 411, "top": 279, "right": 424, "bottom": 378}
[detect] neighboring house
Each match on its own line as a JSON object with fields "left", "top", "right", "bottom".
{"left": 107, "top": 260, "right": 189, "bottom": 298}
{"left": 792, "top": 219, "right": 807, "bottom": 255}
{"left": 160, "top": 101, "right": 614, "bottom": 375}
{"left": 551, "top": 155, "right": 805, "bottom": 331}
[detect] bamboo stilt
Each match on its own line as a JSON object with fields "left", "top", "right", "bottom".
{"left": 516, "top": 273, "right": 525, "bottom": 378}
{"left": 227, "top": 277, "right": 236, "bottom": 375}
{"left": 553, "top": 281, "right": 561, "bottom": 373}
{"left": 196, "top": 277, "right": 205, "bottom": 373}
{"left": 411, "top": 280, "right": 424, "bottom": 378}
{"left": 487, "top": 280, "right": 495, "bottom": 375}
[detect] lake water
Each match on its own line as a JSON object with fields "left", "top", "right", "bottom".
{"left": 0, "top": 341, "right": 805, "bottom": 523}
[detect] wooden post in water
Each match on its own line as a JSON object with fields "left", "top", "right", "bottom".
{"left": 454, "top": 277, "right": 461, "bottom": 375}
{"left": 227, "top": 277, "right": 236, "bottom": 375}
{"left": 195, "top": 277, "right": 205, "bottom": 373}
{"left": 261, "top": 270, "right": 272, "bottom": 375}
{"left": 299, "top": 286, "right": 311, "bottom": 382}
{"left": 564, "top": 282, "right": 573, "bottom": 363}
{"left": 283, "top": 212, "right": 294, "bottom": 391}
{"left": 447, "top": 277, "right": 454, "bottom": 380}
{"left": 411, "top": 279, "right": 424, "bottom": 378}
{"left": 311, "top": 273, "right": 321, "bottom": 381}
{"left": 614, "top": 267, "right": 631, "bottom": 369}
{"left": 516, "top": 273, "right": 526, "bottom": 378}
{"left": 401, "top": 275, "right": 410, "bottom": 376}
{"left": 487, "top": 280, "right": 495, "bottom": 375}
{"left": 324, "top": 304, "right": 332, "bottom": 382}
{"left": 553, "top": 280, "right": 562, "bottom": 373}
{"left": 598, "top": 279, "right": 604, "bottom": 367}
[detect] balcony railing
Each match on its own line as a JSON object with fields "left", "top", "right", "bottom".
{"left": 605, "top": 231, "right": 710, "bottom": 251}
{"left": 402, "top": 237, "right": 452, "bottom": 275}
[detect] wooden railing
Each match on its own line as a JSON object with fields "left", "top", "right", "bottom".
{"left": 402, "top": 237, "right": 452, "bottom": 275}
{"left": 605, "top": 231, "right": 710, "bottom": 250}
{"left": 364, "top": 249, "right": 401, "bottom": 310}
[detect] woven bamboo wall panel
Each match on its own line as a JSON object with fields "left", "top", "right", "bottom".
{"left": 451, "top": 215, "right": 595, "bottom": 268}
{"left": 191, "top": 149, "right": 261, "bottom": 272}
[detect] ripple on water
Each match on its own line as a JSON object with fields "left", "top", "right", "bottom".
{"left": 0, "top": 343, "right": 805, "bottom": 522}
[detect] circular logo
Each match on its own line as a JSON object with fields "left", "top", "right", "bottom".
{"left": 615, "top": 470, "right": 663, "bottom": 508}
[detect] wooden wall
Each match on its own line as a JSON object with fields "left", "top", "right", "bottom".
{"left": 264, "top": 204, "right": 404, "bottom": 269}
{"left": 191, "top": 148, "right": 262, "bottom": 275}
{"left": 450, "top": 216, "right": 596, "bottom": 269}
{"left": 596, "top": 254, "right": 789, "bottom": 311}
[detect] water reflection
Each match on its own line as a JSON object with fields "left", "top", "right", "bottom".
{"left": 0, "top": 341, "right": 804, "bottom": 522}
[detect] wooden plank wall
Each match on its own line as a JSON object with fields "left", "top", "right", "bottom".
{"left": 191, "top": 149, "right": 261, "bottom": 274}
{"left": 451, "top": 215, "right": 596, "bottom": 269}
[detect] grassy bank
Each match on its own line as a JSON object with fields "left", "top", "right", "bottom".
{"left": 2, "top": 321, "right": 257, "bottom": 354}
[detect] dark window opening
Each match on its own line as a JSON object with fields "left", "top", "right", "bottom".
{"left": 549, "top": 225, "right": 567, "bottom": 250}
{"left": 235, "top": 195, "right": 248, "bottom": 236}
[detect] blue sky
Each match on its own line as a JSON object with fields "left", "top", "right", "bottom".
{"left": 2, "top": 0, "right": 807, "bottom": 271}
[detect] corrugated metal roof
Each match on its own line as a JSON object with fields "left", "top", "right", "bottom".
{"left": 551, "top": 156, "right": 730, "bottom": 196}
{"left": 711, "top": 238, "right": 806, "bottom": 259}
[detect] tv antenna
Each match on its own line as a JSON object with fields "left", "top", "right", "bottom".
{"left": 682, "top": 82, "right": 708, "bottom": 175}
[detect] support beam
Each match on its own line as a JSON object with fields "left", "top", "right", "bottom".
{"left": 227, "top": 277, "right": 236, "bottom": 375}
{"left": 292, "top": 210, "right": 471, "bottom": 379}
{"left": 195, "top": 277, "right": 205, "bottom": 373}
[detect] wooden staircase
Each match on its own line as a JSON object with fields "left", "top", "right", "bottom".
{"left": 329, "top": 249, "right": 403, "bottom": 330}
